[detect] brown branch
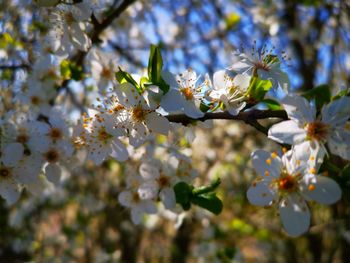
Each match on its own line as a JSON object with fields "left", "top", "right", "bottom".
{"left": 166, "top": 109, "right": 288, "bottom": 125}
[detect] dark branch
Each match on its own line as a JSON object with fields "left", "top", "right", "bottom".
{"left": 166, "top": 109, "right": 288, "bottom": 125}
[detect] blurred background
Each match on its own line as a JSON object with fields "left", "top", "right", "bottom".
{"left": 1, "top": 0, "right": 350, "bottom": 262}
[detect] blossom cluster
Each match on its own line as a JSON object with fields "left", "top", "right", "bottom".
{"left": 0, "top": 0, "right": 349, "bottom": 237}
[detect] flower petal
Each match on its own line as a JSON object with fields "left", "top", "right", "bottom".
{"left": 45, "top": 163, "right": 62, "bottom": 186}
{"left": 2, "top": 143, "right": 24, "bottom": 167}
{"left": 282, "top": 94, "right": 316, "bottom": 123}
{"left": 247, "top": 181, "right": 276, "bottom": 206}
{"left": 279, "top": 194, "right": 310, "bottom": 237}
{"left": 251, "top": 150, "right": 282, "bottom": 178}
{"left": 301, "top": 175, "right": 341, "bottom": 205}
{"left": 145, "top": 112, "right": 170, "bottom": 135}
{"left": 268, "top": 120, "right": 306, "bottom": 144}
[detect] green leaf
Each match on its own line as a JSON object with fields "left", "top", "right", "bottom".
{"left": 191, "top": 193, "right": 223, "bottom": 215}
{"left": 225, "top": 13, "right": 240, "bottom": 29}
{"left": 192, "top": 177, "right": 221, "bottom": 195}
{"left": 147, "top": 45, "right": 170, "bottom": 93}
{"left": 302, "top": 84, "right": 331, "bottom": 110}
{"left": 115, "top": 68, "right": 142, "bottom": 93}
{"left": 261, "top": 98, "right": 282, "bottom": 110}
{"left": 199, "top": 102, "right": 211, "bottom": 113}
{"left": 247, "top": 77, "right": 272, "bottom": 101}
{"left": 174, "top": 182, "right": 193, "bottom": 210}
{"left": 148, "top": 45, "right": 163, "bottom": 84}
{"left": 332, "top": 88, "right": 350, "bottom": 101}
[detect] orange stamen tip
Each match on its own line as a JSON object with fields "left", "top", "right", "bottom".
{"left": 308, "top": 184, "right": 316, "bottom": 191}
{"left": 266, "top": 158, "right": 272, "bottom": 165}
{"left": 264, "top": 171, "right": 270, "bottom": 176}
{"left": 309, "top": 167, "right": 317, "bottom": 174}
{"left": 271, "top": 152, "right": 278, "bottom": 159}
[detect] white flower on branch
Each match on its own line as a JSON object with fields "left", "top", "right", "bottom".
{"left": 160, "top": 69, "right": 207, "bottom": 119}
{"left": 268, "top": 94, "right": 350, "bottom": 161}
{"left": 247, "top": 147, "right": 341, "bottom": 236}
{"left": 209, "top": 70, "right": 251, "bottom": 116}
{"left": 229, "top": 47, "right": 289, "bottom": 91}
{"left": 48, "top": 3, "right": 92, "bottom": 53}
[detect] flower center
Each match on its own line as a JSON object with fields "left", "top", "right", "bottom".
{"left": 49, "top": 127, "right": 63, "bottom": 141}
{"left": 254, "top": 61, "right": 270, "bottom": 72}
{"left": 16, "top": 133, "right": 29, "bottom": 144}
{"left": 0, "top": 167, "right": 11, "bottom": 178}
{"left": 131, "top": 106, "right": 146, "bottom": 122}
{"left": 132, "top": 192, "right": 140, "bottom": 203}
{"left": 30, "top": 96, "right": 41, "bottom": 105}
{"left": 180, "top": 87, "right": 194, "bottom": 100}
{"left": 97, "top": 127, "right": 112, "bottom": 142}
{"left": 278, "top": 175, "right": 297, "bottom": 192}
{"left": 306, "top": 121, "right": 329, "bottom": 142}
{"left": 157, "top": 174, "right": 171, "bottom": 188}
{"left": 101, "top": 67, "right": 114, "bottom": 80}
{"left": 45, "top": 149, "right": 60, "bottom": 163}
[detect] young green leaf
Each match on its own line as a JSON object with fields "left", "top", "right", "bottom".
{"left": 191, "top": 193, "right": 223, "bottom": 215}
{"left": 302, "top": 84, "right": 331, "bottom": 110}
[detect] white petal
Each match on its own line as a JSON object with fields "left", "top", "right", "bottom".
{"left": 145, "top": 112, "right": 170, "bottom": 135}
{"left": 279, "top": 194, "right": 310, "bottom": 237}
{"left": 118, "top": 191, "right": 132, "bottom": 207}
{"left": 139, "top": 161, "right": 160, "bottom": 180}
{"left": 233, "top": 74, "right": 251, "bottom": 91}
{"left": 160, "top": 187, "right": 176, "bottom": 209}
{"left": 301, "top": 175, "right": 341, "bottom": 205}
{"left": 160, "top": 88, "right": 184, "bottom": 113}
{"left": 321, "top": 96, "right": 350, "bottom": 126}
{"left": 183, "top": 101, "right": 204, "bottom": 119}
{"left": 282, "top": 94, "right": 316, "bottom": 123}
{"left": 70, "top": 22, "right": 91, "bottom": 51}
{"left": 110, "top": 139, "right": 128, "bottom": 162}
{"left": 0, "top": 180, "right": 20, "bottom": 205}
{"left": 268, "top": 120, "right": 306, "bottom": 144}
{"left": 45, "top": 163, "right": 62, "bottom": 186}
{"left": 247, "top": 181, "right": 276, "bottom": 206}
{"left": 131, "top": 208, "right": 143, "bottom": 224}
{"left": 2, "top": 143, "right": 24, "bottom": 167}
{"left": 161, "top": 71, "right": 178, "bottom": 87}
{"left": 138, "top": 181, "right": 159, "bottom": 200}
{"left": 251, "top": 150, "right": 282, "bottom": 178}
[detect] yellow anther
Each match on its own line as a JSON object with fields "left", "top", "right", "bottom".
{"left": 296, "top": 160, "right": 301, "bottom": 166}
{"left": 308, "top": 184, "right": 316, "bottom": 191}
{"left": 309, "top": 167, "right": 317, "bottom": 174}
{"left": 266, "top": 158, "right": 272, "bottom": 165}
{"left": 264, "top": 171, "right": 270, "bottom": 177}
{"left": 282, "top": 147, "right": 288, "bottom": 153}
{"left": 309, "top": 155, "right": 315, "bottom": 161}
{"left": 271, "top": 152, "right": 278, "bottom": 159}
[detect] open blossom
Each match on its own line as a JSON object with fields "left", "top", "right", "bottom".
{"left": 138, "top": 158, "right": 179, "bottom": 209}
{"left": 229, "top": 48, "right": 289, "bottom": 91}
{"left": 247, "top": 147, "right": 341, "bottom": 236}
{"left": 0, "top": 143, "right": 41, "bottom": 204}
{"left": 160, "top": 69, "right": 207, "bottom": 118}
{"left": 48, "top": 2, "right": 91, "bottom": 53}
{"left": 78, "top": 109, "right": 128, "bottom": 165}
{"left": 87, "top": 49, "right": 119, "bottom": 93}
{"left": 209, "top": 70, "right": 251, "bottom": 116}
{"left": 115, "top": 83, "right": 170, "bottom": 147}
{"left": 268, "top": 95, "right": 350, "bottom": 161}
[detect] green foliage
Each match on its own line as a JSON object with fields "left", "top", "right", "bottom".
{"left": 147, "top": 44, "right": 170, "bottom": 93}
{"left": 115, "top": 67, "right": 142, "bottom": 93}
{"left": 302, "top": 84, "right": 331, "bottom": 110}
{"left": 247, "top": 77, "right": 272, "bottom": 101}
{"left": 60, "top": 60, "right": 83, "bottom": 81}
{"left": 174, "top": 178, "right": 223, "bottom": 215}
{"left": 332, "top": 87, "right": 350, "bottom": 100}
{"left": 261, "top": 98, "right": 283, "bottom": 110}
{"left": 224, "top": 12, "right": 240, "bottom": 29}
